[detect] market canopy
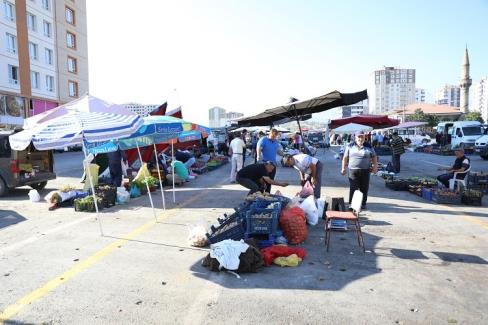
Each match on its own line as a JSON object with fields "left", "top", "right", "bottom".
{"left": 237, "top": 90, "right": 368, "bottom": 127}
{"left": 382, "top": 121, "right": 427, "bottom": 130}
{"left": 330, "top": 115, "right": 399, "bottom": 130}
{"left": 9, "top": 95, "right": 143, "bottom": 151}
{"left": 333, "top": 123, "right": 373, "bottom": 134}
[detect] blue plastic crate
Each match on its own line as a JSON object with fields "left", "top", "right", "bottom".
{"left": 207, "top": 217, "right": 246, "bottom": 244}
{"left": 422, "top": 188, "right": 433, "bottom": 201}
{"left": 250, "top": 200, "right": 282, "bottom": 211}
{"left": 246, "top": 207, "right": 279, "bottom": 235}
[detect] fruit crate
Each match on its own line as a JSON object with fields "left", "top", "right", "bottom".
{"left": 385, "top": 180, "right": 409, "bottom": 191}
{"left": 408, "top": 185, "right": 423, "bottom": 197}
{"left": 461, "top": 190, "right": 483, "bottom": 206}
{"left": 432, "top": 190, "right": 462, "bottom": 205}
{"left": 206, "top": 217, "right": 246, "bottom": 244}
{"left": 74, "top": 197, "right": 104, "bottom": 212}
{"left": 90, "top": 184, "right": 117, "bottom": 208}
{"left": 250, "top": 200, "right": 282, "bottom": 211}
{"left": 246, "top": 207, "right": 279, "bottom": 235}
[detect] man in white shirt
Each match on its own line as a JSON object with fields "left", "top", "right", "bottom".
{"left": 228, "top": 132, "right": 247, "bottom": 183}
{"left": 283, "top": 153, "right": 323, "bottom": 198}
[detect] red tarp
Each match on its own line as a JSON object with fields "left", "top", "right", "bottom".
{"left": 330, "top": 115, "right": 399, "bottom": 129}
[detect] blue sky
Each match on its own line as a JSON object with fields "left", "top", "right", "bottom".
{"left": 87, "top": 0, "right": 488, "bottom": 125}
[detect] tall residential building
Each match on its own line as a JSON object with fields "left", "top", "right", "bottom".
{"left": 341, "top": 99, "right": 368, "bottom": 118}
{"left": 368, "top": 67, "right": 416, "bottom": 115}
{"left": 436, "top": 85, "right": 460, "bottom": 107}
{"left": 124, "top": 103, "right": 159, "bottom": 117}
{"left": 0, "top": 0, "right": 88, "bottom": 128}
{"left": 208, "top": 106, "right": 226, "bottom": 128}
{"left": 460, "top": 47, "right": 471, "bottom": 113}
{"left": 471, "top": 77, "right": 488, "bottom": 123}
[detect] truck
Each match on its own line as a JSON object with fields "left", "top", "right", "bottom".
{"left": 437, "top": 121, "right": 483, "bottom": 149}
{"left": 0, "top": 131, "right": 56, "bottom": 196}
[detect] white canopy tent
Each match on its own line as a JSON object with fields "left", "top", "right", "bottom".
{"left": 332, "top": 123, "right": 373, "bottom": 134}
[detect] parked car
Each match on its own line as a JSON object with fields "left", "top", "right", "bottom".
{"left": 474, "top": 127, "right": 488, "bottom": 153}
{"left": 0, "top": 131, "right": 56, "bottom": 196}
{"left": 396, "top": 128, "right": 432, "bottom": 146}
{"left": 448, "top": 121, "right": 483, "bottom": 149}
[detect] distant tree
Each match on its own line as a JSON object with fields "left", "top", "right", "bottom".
{"left": 406, "top": 108, "right": 427, "bottom": 122}
{"left": 427, "top": 115, "right": 439, "bottom": 128}
{"left": 463, "top": 111, "right": 484, "bottom": 123}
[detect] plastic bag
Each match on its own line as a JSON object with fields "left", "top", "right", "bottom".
{"left": 299, "top": 181, "right": 314, "bottom": 198}
{"left": 187, "top": 221, "right": 208, "bottom": 247}
{"left": 316, "top": 198, "right": 326, "bottom": 220}
{"left": 134, "top": 163, "right": 151, "bottom": 183}
{"left": 300, "top": 195, "right": 319, "bottom": 226}
{"left": 129, "top": 184, "right": 141, "bottom": 198}
{"left": 116, "top": 186, "right": 130, "bottom": 204}
{"left": 279, "top": 206, "right": 308, "bottom": 244}
{"left": 287, "top": 196, "right": 301, "bottom": 208}
{"left": 121, "top": 160, "right": 129, "bottom": 177}
{"left": 28, "top": 189, "right": 41, "bottom": 202}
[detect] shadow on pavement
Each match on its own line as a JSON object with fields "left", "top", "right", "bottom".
{"left": 367, "top": 202, "right": 488, "bottom": 219}
{"left": 0, "top": 210, "right": 26, "bottom": 230}
{"left": 190, "top": 220, "right": 383, "bottom": 291}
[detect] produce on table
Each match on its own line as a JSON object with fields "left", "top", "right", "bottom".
{"left": 60, "top": 184, "right": 77, "bottom": 193}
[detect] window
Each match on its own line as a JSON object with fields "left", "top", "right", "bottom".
{"left": 66, "top": 31, "right": 76, "bottom": 48}
{"left": 45, "top": 75, "right": 54, "bottom": 92}
{"left": 29, "top": 42, "right": 38, "bottom": 60}
{"left": 31, "top": 71, "right": 40, "bottom": 89}
{"left": 65, "top": 6, "right": 75, "bottom": 25}
{"left": 4, "top": 1, "right": 14, "bottom": 21}
{"left": 43, "top": 20, "right": 51, "bottom": 37}
{"left": 8, "top": 64, "right": 18, "bottom": 84}
{"left": 0, "top": 136, "right": 12, "bottom": 158}
{"left": 45, "top": 48, "right": 53, "bottom": 65}
{"left": 41, "top": 0, "right": 50, "bottom": 11}
{"left": 27, "top": 13, "right": 37, "bottom": 31}
{"left": 67, "top": 56, "right": 77, "bottom": 73}
{"left": 68, "top": 80, "right": 78, "bottom": 97}
{"left": 6, "top": 32, "right": 16, "bottom": 53}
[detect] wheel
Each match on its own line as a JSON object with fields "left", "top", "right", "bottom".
{"left": 30, "top": 181, "right": 47, "bottom": 190}
{"left": 0, "top": 177, "right": 8, "bottom": 197}
{"left": 421, "top": 138, "right": 430, "bottom": 144}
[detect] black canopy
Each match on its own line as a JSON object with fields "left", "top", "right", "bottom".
{"left": 237, "top": 90, "right": 368, "bottom": 128}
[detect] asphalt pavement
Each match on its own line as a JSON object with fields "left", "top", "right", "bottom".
{"left": 1, "top": 148, "right": 488, "bottom": 324}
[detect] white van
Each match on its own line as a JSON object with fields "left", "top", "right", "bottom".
{"left": 396, "top": 128, "right": 432, "bottom": 145}
{"left": 474, "top": 127, "right": 488, "bottom": 151}
{"left": 448, "top": 121, "right": 483, "bottom": 149}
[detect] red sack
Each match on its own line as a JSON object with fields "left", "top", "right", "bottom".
{"left": 261, "top": 245, "right": 307, "bottom": 266}
{"left": 279, "top": 206, "right": 308, "bottom": 244}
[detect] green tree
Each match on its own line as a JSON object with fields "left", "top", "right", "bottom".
{"left": 406, "top": 108, "right": 427, "bottom": 122}
{"left": 427, "top": 114, "right": 439, "bottom": 128}
{"left": 463, "top": 111, "right": 484, "bottom": 123}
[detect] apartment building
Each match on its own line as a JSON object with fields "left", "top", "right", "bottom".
{"left": 0, "top": 0, "right": 88, "bottom": 128}
{"left": 368, "top": 67, "right": 416, "bottom": 115}
{"left": 436, "top": 85, "right": 460, "bottom": 107}
{"left": 124, "top": 103, "right": 160, "bottom": 117}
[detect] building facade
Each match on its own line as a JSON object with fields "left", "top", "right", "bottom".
{"left": 208, "top": 106, "right": 226, "bottom": 128}
{"left": 124, "top": 103, "right": 159, "bottom": 117}
{"left": 471, "top": 77, "right": 488, "bottom": 123}
{"left": 0, "top": 0, "right": 88, "bottom": 128}
{"left": 415, "top": 88, "right": 426, "bottom": 103}
{"left": 460, "top": 47, "right": 471, "bottom": 113}
{"left": 368, "top": 67, "right": 416, "bottom": 115}
{"left": 436, "top": 85, "right": 460, "bottom": 107}
{"left": 341, "top": 99, "right": 367, "bottom": 118}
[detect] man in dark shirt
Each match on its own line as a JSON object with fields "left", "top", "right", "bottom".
{"left": 236, "top": 162, "right": 288, "bottom": 195}
{"left": 437, "top": 148, "right": 471, "bottom": 188}
{"left": 107, "top": 149, "right": 127, "bottom": 187}
{"left": 390, "top": 132, "right": 405, "bottom": 173}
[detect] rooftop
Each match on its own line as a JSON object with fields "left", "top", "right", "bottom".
{"left": 387, "top": 103, "right": 462, "bottom": 116}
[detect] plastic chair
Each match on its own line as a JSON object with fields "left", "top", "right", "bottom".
{"left": 324, "top": 190, "right": 365, "bottom": 253}
{"left": 449, "top": 165, "right": 471, "bottom": 191}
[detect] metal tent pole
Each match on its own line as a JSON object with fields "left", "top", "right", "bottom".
{"left": 136, "top": 143, "right": 158, "bottom": 221}
{"left": 81, "top": 138, "right": 104, "bottom": 236}
{"left": 153, "top": 143, "right": 166, "bottom": 210}
{"left": 171, "top": 141, "right": 175, "bottom": 203}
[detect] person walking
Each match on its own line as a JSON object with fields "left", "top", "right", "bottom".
{"left": 341, "top": 131, "right": 378, "bottom": 209}
{"left": 283, "top": 153, "right": 323, "bottom": 198}
{"left": 236, "top": 162, "right": 288, "bottom": 195}
{"left": 229, "top": 132, "right": 247, "bottom": 183}
{"left": 390, "top": 132, "right": 405, "bottom": 173}
{"left": 256, "top": 128, "right": 283, "bottom": 192}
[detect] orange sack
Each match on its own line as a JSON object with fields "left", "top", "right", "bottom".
{"left": 279, "top": 206, "right": 308, "bottom": 244}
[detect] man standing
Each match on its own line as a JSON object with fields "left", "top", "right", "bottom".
{"left": 283, "top": 153, "right": 323, "bottom": 199}
{"left": 390, "top": 132, "right": 405, "bottom": 173}
{"left": 107, "top": 149, "right": 128, "bottom": 187}
{"left": 437, "top": 148, "right": 470, "bottom": 188}
{"left": 257, "top": 128, "right": 283, "bottom": 192}
{"left": 229, "top": 132, "right": 246, "bottom": 183}
{"left": 341, "top": 131, "right": 378, "bottom": 209}
{"left": 236, "top": 162, "right": 288, "bottom": 195}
